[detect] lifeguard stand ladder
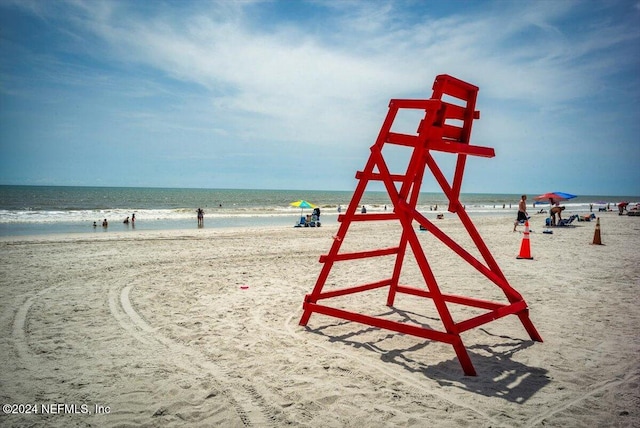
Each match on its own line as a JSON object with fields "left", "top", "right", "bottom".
{"left": 299, "top": 74, "right": 542, "bottom": 376}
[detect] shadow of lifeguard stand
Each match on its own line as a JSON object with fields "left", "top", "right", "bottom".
{"left": 299, "top": 74, "right": 542, "bottom": 376}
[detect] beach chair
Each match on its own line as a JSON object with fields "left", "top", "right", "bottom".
{"left": 557, "top": 214, "right": 578, "bottom": 226}
{"left": 308, "top": 214, "right": 321, "bottom": 227}
{"left": 311, "top": 208, "right": 321, "bottom": 227}
{"left": 294, "top": 216, "right": 306, "bottom": 227}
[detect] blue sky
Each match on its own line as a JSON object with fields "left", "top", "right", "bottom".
{"left": 1, "top": 0, "right": 639, "bottom": 196}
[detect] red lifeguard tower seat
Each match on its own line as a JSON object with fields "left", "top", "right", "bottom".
{"left": 299, "top": 74, "right": 542, "bottom": 376}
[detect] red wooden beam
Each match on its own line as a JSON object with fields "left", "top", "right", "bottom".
{"left": 320, "top": 246, "right": 399, "bottom": 262}
{"left": 310, "top": 279, "right": 391, "bottom": 300}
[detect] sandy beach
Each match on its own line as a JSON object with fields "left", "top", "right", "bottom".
{"left": 1, "top": 212, "right": 638, "bottom": 427}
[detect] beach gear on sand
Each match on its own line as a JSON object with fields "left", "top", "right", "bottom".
{"left": 291, "top": 200, "right": 319, "bottom": 227}
{"left": 535, "top": 191, "right": 577, "bottom": 232}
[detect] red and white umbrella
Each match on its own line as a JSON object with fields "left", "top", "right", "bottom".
{"left": 534, "top": 191, "right": 577, "bottom": 203}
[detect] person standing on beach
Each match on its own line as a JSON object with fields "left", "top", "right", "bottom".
{"left": 197, "top": 208, "right": 204, "bottom": 226}
{"left": 513, "top": 195, "right": 528, "bottom": 231}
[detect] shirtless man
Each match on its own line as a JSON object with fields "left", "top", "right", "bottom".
{"left": 513, "top": 195, "right": 528, "bottom": 231}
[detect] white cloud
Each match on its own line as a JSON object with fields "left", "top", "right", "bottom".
{"left": 1, "top": 0, "right": 638, "bottom": 193}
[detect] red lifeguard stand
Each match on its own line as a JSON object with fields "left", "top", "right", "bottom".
{"left": 299, "top": 74, "right": 542, "bottom": 376}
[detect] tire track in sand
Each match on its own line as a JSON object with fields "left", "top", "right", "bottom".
{"left": 12, "top": 286, "right": 58, "bottom": 368}
{"left": 524, "top": 369, "right": 639, "bottom": 427}
{"left": 110, "top": 284, "right": 278, "bottom": 427}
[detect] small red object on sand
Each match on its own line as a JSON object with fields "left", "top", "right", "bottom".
{"left": 240, "top": 285, "right": 249, "bottom": 289}
{"left": 516, "top": 221, "right": 534, "bottom": 259}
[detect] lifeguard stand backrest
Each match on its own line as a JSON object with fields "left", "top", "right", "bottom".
{"left": 426, "top": 74, "right": 480, "bottom": 145}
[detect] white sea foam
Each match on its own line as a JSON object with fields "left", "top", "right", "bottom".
{"left": 1, "top": 200, "right": 624, "bottom": 225}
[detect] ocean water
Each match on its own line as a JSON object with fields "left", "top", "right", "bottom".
{"left": 0, "top": 185, "right": 637, "bottom": 237}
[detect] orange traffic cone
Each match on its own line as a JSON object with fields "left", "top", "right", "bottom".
{"left": 517, "top": 220, "right": 534, "bottom": 259}
{"left": 591, "top": 217, "right": 603, "bottom": 245}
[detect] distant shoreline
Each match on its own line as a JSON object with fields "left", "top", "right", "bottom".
{"left": 1, "top": 185, "right": 637, "bottom": 237}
